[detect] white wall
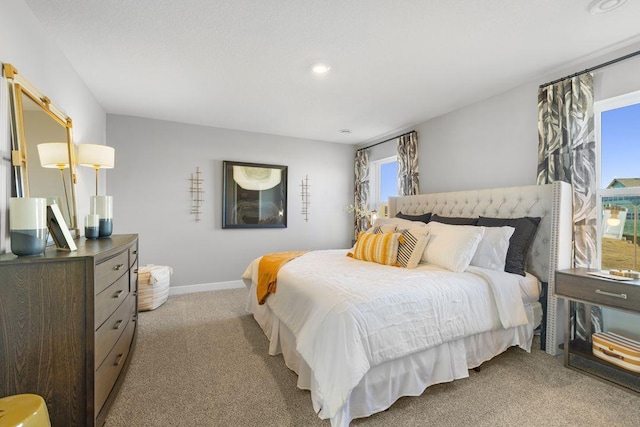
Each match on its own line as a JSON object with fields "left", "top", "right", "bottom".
{"left": 106, "top": 114, "right": 355, "bottom": 288}
{"left": 1, "top": 0, "right": 106, "bottom": 252}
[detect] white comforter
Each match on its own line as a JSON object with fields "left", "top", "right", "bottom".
{"left": 242, "top": 249, "right": 529, "bottom": 418}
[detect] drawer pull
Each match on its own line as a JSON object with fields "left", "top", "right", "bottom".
{"left": 114, "top": 264, "right": 125, "bottom": 271}
{"left": 113, "top": 319, "right": 124, "bottom": 330}
{"left": 113, "top": 290, "right": 124, "bottom": 299}
{"left": 132, "top": 250, "right": 137, "bottom": 255}
{"left": 113, "top": 353, "right": 124, "bottom": 366}
{"left": 595, "top": 289, "right": 627, "bottom": 299}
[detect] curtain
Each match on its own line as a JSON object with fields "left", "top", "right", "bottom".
{"left": 397, "top": 131, "right": 420, "bottom": 196}
{"left": 537, "top": 73, "right": 601, "bottom": 340}
{"left": 354, "top": 149, "right": 370, "bottom": 240}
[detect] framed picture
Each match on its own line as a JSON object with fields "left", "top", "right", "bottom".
{"left": 47, "top": 204, "right": 77, "bottom": 251}
{"left": 222, "top": 161, "right": 287, "bottom": 229}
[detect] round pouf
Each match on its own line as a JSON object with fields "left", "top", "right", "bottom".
{"left": 0, "top": 394, "right": 51, "bottom": 427}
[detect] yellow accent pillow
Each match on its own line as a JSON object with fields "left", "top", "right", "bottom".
{"left": 348, "top": 231, "right": 401, "bottom": 266}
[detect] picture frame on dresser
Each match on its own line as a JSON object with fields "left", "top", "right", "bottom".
{"left": 47, "top": 203, "right": 77, "bottom": 251}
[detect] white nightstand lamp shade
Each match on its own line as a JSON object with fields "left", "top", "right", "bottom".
{"left": 77, "top": 144, "right": 115, "bottom": 196}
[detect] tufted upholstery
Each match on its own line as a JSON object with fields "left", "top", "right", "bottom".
{"left": 389, "top": 182, "right": 573, "bottom": 356}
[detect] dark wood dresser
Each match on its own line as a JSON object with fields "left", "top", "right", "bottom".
{"left": 0, "top": 234, "right": 138, "bottom": 426}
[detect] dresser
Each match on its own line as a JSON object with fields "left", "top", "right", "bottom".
{"left": 0, "top": 234, "right": 138, "bottom": 426}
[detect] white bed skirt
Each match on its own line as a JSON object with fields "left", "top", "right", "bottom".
{"left": 246, "top": 283, "right": 539, "bottom": 427}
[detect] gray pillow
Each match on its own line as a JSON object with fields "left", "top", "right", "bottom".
{"left": 431, "top": 214, "right": 478, "bottom": 226}
{"left": 477, "top": 216, "right": 541, "bottom": 276}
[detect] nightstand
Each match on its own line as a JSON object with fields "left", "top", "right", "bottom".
{"left": 555, "top": 268, "right": 640, "bottom": 393}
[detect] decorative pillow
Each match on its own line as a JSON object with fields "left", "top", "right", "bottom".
{"left": 396, "top": 211, "right": 432, "bottom": 224}
{"left": 396, "top": 228, "right": 430, "bottom": 269}
{"left": 470, "top": 226, "right": 515, "bottom": 271}
{"left": 348, "top": 231, "right": 401, "bottom": 266}
{"left": 367, "top": 224, "right": 397, "bottom": 234}
{"left": 421, "top": 222, "right": 485, "bottom": 272}
{"left": 477, "top": 216, "right": 541, "bottom": 276}
{"left": 373, "top": 217, "right": 428, "bottom": 229}
{"left": 430, "top": 214, "right": 479, "bottom": 225}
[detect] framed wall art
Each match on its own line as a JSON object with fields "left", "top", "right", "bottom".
{"left": 222, "top": 161, "right": 287, "bottom": 229}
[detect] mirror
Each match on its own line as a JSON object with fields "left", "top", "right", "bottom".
{"left": 4, "top": 64, "right": 78, "bottom": 235}
{"left": 222, "top": 160, "right": 288, "bottom": 228}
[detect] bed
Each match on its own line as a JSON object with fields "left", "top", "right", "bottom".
{"left": 242, "top": 182, "right": 572, "bottom": 426}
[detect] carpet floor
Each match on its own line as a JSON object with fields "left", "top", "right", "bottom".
{"left": 104, "top": 288, "right": 640, "bottom": 426}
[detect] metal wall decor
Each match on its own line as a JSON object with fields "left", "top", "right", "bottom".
{"left": 300, "top": 175, "right": 310, "bottom": 222}
{"left": 190, "top": 167, "right": 204, "bottom": 221}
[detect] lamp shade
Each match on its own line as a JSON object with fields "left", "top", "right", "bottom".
{"left": 37, "top": 142, "right": 70, "bottom": 169}
{"left": 77, "top": 144, "right": 115, "bottom": 169}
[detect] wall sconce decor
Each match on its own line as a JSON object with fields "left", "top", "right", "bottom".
{"left": 190, "top": 167, "right": 204, "bottom": 222}
{"left": 300, "top": 175, "right": 310, "bottom": 222}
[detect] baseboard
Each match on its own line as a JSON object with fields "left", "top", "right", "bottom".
{"left": 168, "top": 280, "right": 245, "bottom": 296}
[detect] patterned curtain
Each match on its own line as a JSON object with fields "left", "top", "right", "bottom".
{"left": 537, "top": 73, "right": 601, "bottom": 340}
{"left": 397, "top": 131, "right": 420, "bottom": 196}
{"left": 354, "top": 149, "right": 370, "bottom": 240}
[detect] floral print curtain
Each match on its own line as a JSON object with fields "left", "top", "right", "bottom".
{"left": 353, "top": 148, "right": 370, "bottom": 239}
{"left": 397, "top": 131, "right": 419, "bottom": 196}
{"left": 537, "top": 73, "right": 600, "bottom": 341}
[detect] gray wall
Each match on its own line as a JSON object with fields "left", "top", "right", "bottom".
{"left": 1, "top": 0, "right": 106, "bottom": 253}
{"left": 106, "top": 114, "right": 355, "bottom": 287}
{"left": 363, "top": 42, "right": 640, "bottom": 194}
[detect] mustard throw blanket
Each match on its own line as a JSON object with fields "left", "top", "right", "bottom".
{"left": 257, "top": 251, "right": 309, "bottom": 304}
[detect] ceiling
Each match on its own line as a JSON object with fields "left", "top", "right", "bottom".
{"left": 23, "top": 0, "right": 640, "bottom": 144}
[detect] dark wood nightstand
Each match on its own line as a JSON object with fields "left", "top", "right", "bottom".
{"left": 555, "top": 268, "right": 640, "bottom": 393}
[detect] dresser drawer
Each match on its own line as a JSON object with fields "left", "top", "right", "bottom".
{"left": 96, "top": 250, "right": 129, "bottom": 295}
{"left": 129, "top": 243, "right": 138, "bottom": 268}
{"left": 95, "top": 318, "right": 135, "bottom": 413}
{"left": 556, "top": 271, "right": 640, "bottom": 312}
{"left": 130, "top": 260, "right": 138, "bottom": 293}
{"left": 95, "top": 273, "right": 130, "bottom": 329}
{"left": 95, "top": 293, "right": 134, "bottom": 368}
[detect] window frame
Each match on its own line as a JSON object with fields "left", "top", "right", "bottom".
{"left": 595, "top": 89, "right": 640, "bottom": 268}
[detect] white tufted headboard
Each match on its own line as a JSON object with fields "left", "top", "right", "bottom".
{"left": 389, "top": 182, "right": 573, "bottom": 356}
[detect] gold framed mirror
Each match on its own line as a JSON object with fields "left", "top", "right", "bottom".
{"left": 4, "top": 64, "right": 78, "bottom": 235}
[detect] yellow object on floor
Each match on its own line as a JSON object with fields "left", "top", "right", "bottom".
{"left": 0, "top": 394, "right": 51, "bottom": 427}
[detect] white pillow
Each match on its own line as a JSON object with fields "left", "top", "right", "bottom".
{"left": 470, "top": 226, "right": 515, "bottom": 271}
{"left": 373, "top": 217, "right": 428, "bottom": 230}
{"left": 421, "top": 222, "right": 485, "bottom": 272}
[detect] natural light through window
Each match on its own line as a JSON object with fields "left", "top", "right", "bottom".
{"left": 370, "top": 156, "right": 398, "bottom": 216}
{"left": 597, "top": 91, "right": 640, "bottom": 270}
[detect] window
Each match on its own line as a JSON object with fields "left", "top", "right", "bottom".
{"left": 596, "top": 90, "right": 640, "bottom": 270}
{"left": 369, "top": 156, "right": 398, "bottom": 215}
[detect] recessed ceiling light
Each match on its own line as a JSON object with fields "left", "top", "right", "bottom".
{"left": 312, "top": 63, "right": 331, "bottom": 74}
{"left": 339, "top": 129, "right": 351, "bottom": 134}
{"left": 589, "top": 0, "right": 627, "bottom": 14}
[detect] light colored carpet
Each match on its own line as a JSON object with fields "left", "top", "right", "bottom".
{"left": 105, "top": 288, "right": 640, "bottom": 426}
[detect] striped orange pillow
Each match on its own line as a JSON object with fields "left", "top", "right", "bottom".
{"left": 347, "top": 231, "right": 401, "bottom": 266}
